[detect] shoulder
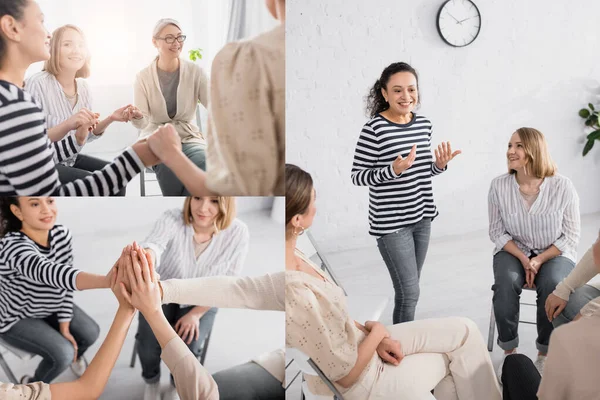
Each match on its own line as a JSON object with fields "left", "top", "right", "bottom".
{"left": 136, "top": 62, "right": 156, "bottom": 82}
{"left": 25, "top": 71, "right": 54, "bottom": 88}
{"left": 0, "top": 232, "right": 36, "bottom": 253}
{"left": 0, "top": 81, "right": 37, "bottom": 110}
{"left": 213, "top": 27, "right": 283, "bottom": 73}
{"left": 162, "top": 208, "right": 185, "bottom": 225}
{"left": 547, "top": 174, "right": 574, "bottom": 189}
{"left": 413, "top": 114, "right": 432, "bottom": 127}
{"left": 75, "top": 78, "right": 91, "bottom": 93}
{"left": 52, "top": 225, "right": 72, "bottom": 243}
{"left": 222, "top": 218, "right": 249, "bottom": 241}
{"left": 363, "top": 115, "right": 385, "bottom": 132}
{"left": 491, "top": 173, "right": 512, "bottom": 187}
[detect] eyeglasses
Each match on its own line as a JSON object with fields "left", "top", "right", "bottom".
{"left": 156, "top": 35, "right": 187, "bottom": 44}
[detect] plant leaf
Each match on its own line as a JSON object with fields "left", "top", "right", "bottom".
{"left": 579, "top": 108, "right": 590, "bottom": 118}
{"left": 588, "top": 129, "right": 600, "bottom": 140}
{"left": 583, "top": 138, "right": 594, "bottom": 156}
{"left": 589, "top": 103, "right": 595, "bottom": 111}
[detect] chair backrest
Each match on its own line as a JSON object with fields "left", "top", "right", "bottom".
{"left": 286, "top": 347, "right": 345, "bottom": 399}
{"left": 296, "top": 231, "right": 347, "bottom": 295}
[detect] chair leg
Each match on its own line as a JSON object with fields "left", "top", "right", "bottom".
{"left": 129, "top": 340, "right": 137, "bottom": 368}
{"left": 140, "top": 169, "right": 146, "bottom": 197}
{"left": 0, "top": 352, "right": 19, "bottom": 384}
{"left": 199, "top": 328, "right": 212, "bottom": 365}
{"left": 487, "top": 304, "right": 496, "bottom": 352}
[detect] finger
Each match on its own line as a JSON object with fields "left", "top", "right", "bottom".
{"left": 194, "top": 324, "right": 199, "bottom": 342}
{"left": 125, "top": 251, "right": 137, "bottom": 289}
{"left": 434, "top": 148, "right": 440, "bottom": 160}
{"left": 379, "top": 350, "right": 397, "bottom": 364}
{"left": 546, "top": 304, "right": 554, "bottom": 321}
{"left": 452, "top": 150, "right": 462, "bottom": 158}
{"left": 410, "top": 144, "right": 417, "bottom": 155}
{"left": 139, "top": 247, "right": 151, "bottom": 283}
{"left": 443, "top": 141, "right": 449, "bottom": 156}
{"left": 447, "top": 141, "right": 452, "bottom": 157}
{"left": 174, "top": 319, "right": 181, "bottom": 332}
{"left": 131, "top": 250, "right": 143, "bottom": 286}
{"left": 553, "top": 303, "right": 566, "bottom": 319}
{"left": 120, "top": 282, "right": 133, "bottom": 304}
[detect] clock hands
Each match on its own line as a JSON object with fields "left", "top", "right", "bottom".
{"left": 445, "top": 11, "right": 461, "bottom": 23}
{"left": 457, "top": 15, "right": 479, "bottom": 23}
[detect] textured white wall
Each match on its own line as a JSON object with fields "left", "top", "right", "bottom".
{"left": 287, "top": 0, "right": 600, "bottom": 253}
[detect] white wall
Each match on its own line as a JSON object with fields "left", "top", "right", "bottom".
{"left": 287, "top": 0, "right": 600, "bottom": 253}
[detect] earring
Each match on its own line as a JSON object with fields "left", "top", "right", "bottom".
{"left": 294, "top": 226, "right": 305, "bottom": 236}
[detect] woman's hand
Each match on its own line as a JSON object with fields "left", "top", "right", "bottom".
{"left": 125, "top": 105, "right": 144, "bottom": 120}
{"left": 392, "top": 144, "right": 417, "bottom": 175}
{"left": 518, "top": 255, "right": 535, "bottom": 289}
{"left": 119, "top": 245, "right": 162, "bottom": 316}
{"left": 364, "top": 320, "right": 390, "bottom": 339}
{"left": 59, "top": 322, "right": 78, "bottom": 363}
{"left": 110, "top": 246, "right": 135, "bottom": 312}
{"left": 434, "top": 141, "right": 461, "bottom": 170}
{"left": 174, "top": 313, "right": 201, "bottom": 345}
{"left": 147, "top": 124, "right": 182, "bottom": 162}
{"left": 545, "top": 293, "right": 567, "bottom": 322}
{"left": 67, "top": 108, "right": 96, "bottom": 131}
{"left": 110, "top": 105, "right": 133, "bottom": 123}
{"left": 376, "top": 337, "right": 403, "bottom": 366}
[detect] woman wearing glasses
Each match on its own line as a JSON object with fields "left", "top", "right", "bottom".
{"left": 128, "top": 18, "right": 209, "bottom": 196}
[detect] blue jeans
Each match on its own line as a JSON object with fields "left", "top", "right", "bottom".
{"left": 136, "top": 304, "right": 217, "bottom": 384}
{"left": 376, "top": 218, "right": 431, "bottom": 323}
{"left": 492, "top": 251, "right": 574, "bottom": 353}
{"left": 153, "top": 143, "right": 206, "bottom": 196}
{"left": 56, "top": 154, "right": 126, "bottom": 196}
{"left": 552, "top": 284, "right": 600, "bottom": 328}
{"left": 0, "top": 304, "right": 100, "bottom": 383}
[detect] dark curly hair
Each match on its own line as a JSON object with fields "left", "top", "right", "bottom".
{"left": 0, "top": 0, "right": 29, "bottom": 68}
{"left": 365, "top": 62, "right": 420, "bottom": 119}
{"left": 0, "top": 197, "right": 21, "bottom": 237}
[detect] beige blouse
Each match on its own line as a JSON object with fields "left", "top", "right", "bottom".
{"left": 132, "top": 58, "right": 209, "bottom": 144}
{"left": 205, "top": 24, "right": 285, "bottom": 196}
{"left": 0, "top": 382, "right": 50, "bottom": 400}
{"left": 285, "top": 251, "right": 378, "bottom": 396}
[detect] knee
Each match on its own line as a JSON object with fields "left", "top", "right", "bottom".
{"left": 52, "top": 342, "right": 76, "bottom": 371}
{"left": 85, "top": 319, "right": 101, "bottom": 345}
{"left": 502, "top": 353, "right": 531, "bottom": 377}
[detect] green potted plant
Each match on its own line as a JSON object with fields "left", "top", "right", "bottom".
{"left": 578, "top": 103, "right": 600, "bottom": 156}
{"left": 188, "top": 48, "right": 204, "bottom": 129}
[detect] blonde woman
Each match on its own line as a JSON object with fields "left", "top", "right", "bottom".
{"left": 488, "top": 127, "right": 580, "bottom": 379}
{"left": 136, "top": 196, "right": 248, "bottom": 400}
{"left": 128, "top": 18, "right": 208, "bottom": 196}
{"left": 25, "top": 25, "right": 133, "bottom": 195}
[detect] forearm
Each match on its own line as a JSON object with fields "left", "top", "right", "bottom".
{"left": 75, "top": 272, "right": 110, "bottom": 290}
{"left": 337, "top": 329, "right": 387, "bottom": 388}
{"left": 188, "top": 305, "right": 210, "bottom": 319}
{"left": 50, "top": 307, "right": 135, "bottom": 400}
{"left": 93, "top": 116, "right": 113, "bottom": 136}
{"left": 143, "top": 309, "right": 178, "bottom": 349}
{"left": 554, "top": 247, "right": 597, "bottom": 300}
{"left": 538, "top": 245, "right": 562, "bottom": 263}
{"left": 502, "top": 240, "right": 529, "bottom": 262}
{"left": 47, "top": 121, "right": 73, "bottom": 142}
{"left": 163, "top": 151, "right": 213, "bottom": 196}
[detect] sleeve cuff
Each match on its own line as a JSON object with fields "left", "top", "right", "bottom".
{"left": 388, "top": 164, "right": 402, "bottom": 179}
{"left": 160, "top": 279, "right": 177, "bottom": 304}
{"left": 123, "top": 146, "right": 145, "bottom": 174}
{"left": 161, "top": 336, "right": 194, "bottom": 370}
{"left": 494, "top": 234, "right": 512, "bottom": 251}
{"left": 552, "top": 282, "right": 571, "bottom": 301}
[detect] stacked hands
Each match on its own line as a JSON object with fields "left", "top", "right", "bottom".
{"left": 364, "top": 320, "right": 404, "bottom": 366}
{"left": 392, "top": 141, "right": 462, "bottom": 176}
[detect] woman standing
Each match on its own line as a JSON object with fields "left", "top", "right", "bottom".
{"left": 25, "top": 24, "right": 134, "bottom": 195}
{"left": 129, "top": 18, "right": 208, "bottom": 196}
{"left": 351, "top": 62, "right": 460, "bottom": 324}
{"left": 0, "top": 197, "right": 116, "bottom": 383}
{"left": 488, "top": 127, "right": 580, "bottom": 378}
{"left": 137, "top": 196, "right": 248, "bottom": 400}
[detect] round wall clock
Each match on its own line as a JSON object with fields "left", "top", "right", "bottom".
{"left": 436, "top": 0, "right": 481, "bottom": 47}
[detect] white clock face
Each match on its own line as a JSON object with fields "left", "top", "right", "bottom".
{"left": 437, "top": 0, "right": 481, "bottom": 47}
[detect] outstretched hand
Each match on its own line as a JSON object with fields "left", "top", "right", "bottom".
{"left": 434, "top": 141, "right": 461, "bottom": 170}
{"left": 119, "top": 243, "right": 162, "bottom": 316}
{"left": 147, "top": 124, "right": 182, "bottom": 163}
{"left": 392, "top": 144, "right": 417, "bottom": 175}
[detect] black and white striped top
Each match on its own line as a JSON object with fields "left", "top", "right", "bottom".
{"left": 0, "top": 225, "right": 80, "bottom": 333}
{"left": 351, "top": 114, "right": 445, "bottom": 237}
{"left": 488, "top": 173, "right": 580, "bottom": 262}
{"left": 0, "top": 80, "right": 143, "bottom": 195}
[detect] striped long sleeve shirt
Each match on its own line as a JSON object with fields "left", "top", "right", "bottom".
{"left": 351, "top": 114, "right": 446, "bottom": 237}
{"left": 488, "top": 173, "right": 580, "bottom": 262}
{"left": 0, "top": 225, "right": 80, "bottom": 333}
{"left": 25, "top": 71, "right": 100, "bottom": 167}
{"left": 0, "top": 80, "right": 143, "bottom": 195}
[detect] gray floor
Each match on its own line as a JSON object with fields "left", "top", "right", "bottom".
{"left": 0, "top": 209, "right": 284, "bottom": 399}
{"left": 286, "top": 212, "right": 600, "bottom": 399}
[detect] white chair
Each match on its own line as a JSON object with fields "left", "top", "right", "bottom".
{"left": 0, "top": 337, "right": 34, "bottom": 384}
{"left": 487, "top": 286, "right": 537, "bottom": 352}
{"left": 289, "top": 231, "right": 390, "bottom": 399}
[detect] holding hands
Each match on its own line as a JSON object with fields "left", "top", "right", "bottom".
{"left": 124, "top": 105, "right": 144, "bottom": 121}
{"left": 434, "top": 141, "right": 461, "bottom": 170}
{"left": 147, "top": 124, "right": 182, "bottom": 162}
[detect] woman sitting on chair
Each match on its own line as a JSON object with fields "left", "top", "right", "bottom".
{"left": 136, "top": 196, "right": 248, "bottom": 400}
{"left": 128, "top": 18, "right": 208, "bottom": 196}
{"left": 488, "top": 127, "right": 580, "bottom": 379}
{"left": 285, "top": 164, "right": 501, "bottom": 400}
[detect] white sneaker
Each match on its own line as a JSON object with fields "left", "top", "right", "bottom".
{"left": 144, "top": 382, "right": 161, "bottom": 400}
{"left": 534, "top": 355, "right": 546, "bottom": 376}
{"left": 496, "top": 350, "right": 517, "bottom": 384}
{"left": 70, "top": 356, "right": 88, "bottom": 377}
{"left": 162, "top": 384, "right": 180, "bottom": 400}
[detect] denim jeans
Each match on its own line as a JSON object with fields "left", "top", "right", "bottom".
{"left": 552, "top": 284, "right": 600, "bottom": 328}
{"left": 136, "top": 304, "right": 217, "bottom": 384}
{"left": 56, "top": 154, "right": 126, "bottom": 196}
{"left": 153, "top": 143, "right": 206, "bottom": 196}
{"left": 212, "top": 361, "right": 285, "bottom": 400}
{"left": 0, "top": 304, "right": 100, "bottom": 383}
{"left": 492, "top": 251, "right": 574, "bottom": 353}
{"left": 376, "top": 218, "right": 431, "bottom": 323}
